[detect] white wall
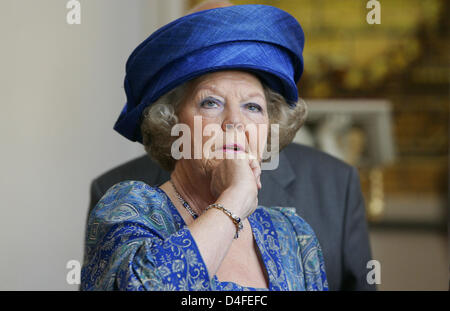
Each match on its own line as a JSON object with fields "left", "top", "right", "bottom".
{"left": 0, "top": 0, "right": 185, "bottom": 290}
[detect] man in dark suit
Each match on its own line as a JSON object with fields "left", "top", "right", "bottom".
{"left": 87, "top": 143, "right": 375, "bottom": 290}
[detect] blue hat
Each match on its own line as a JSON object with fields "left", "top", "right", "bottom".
{"left": 114, "top": 4, "right": 305, "bottom": 143}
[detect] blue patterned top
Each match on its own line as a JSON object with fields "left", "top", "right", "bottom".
{"left": 81, "top": 181, "right": 328, "bottom": 291}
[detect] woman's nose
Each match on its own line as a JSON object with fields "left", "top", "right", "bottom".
{"left": 221, "top": 103, "right": 245, "bottom": 132}
{"left": 222, "top": 119, "right": 244, "bottom": 132}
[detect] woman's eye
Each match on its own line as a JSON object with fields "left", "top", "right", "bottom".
{"left": 246, "top": 103, "right": 262, "bottom": 112}
{"left": 200, "top": 99, "right": 220, "bottom": 109}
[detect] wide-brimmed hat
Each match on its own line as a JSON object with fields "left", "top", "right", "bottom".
{"left": 114, "top": 4, "right": 305, "bottom": 143}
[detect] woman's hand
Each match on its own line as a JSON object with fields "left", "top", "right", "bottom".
{"left": 209, "top": 156, "right": 261, "bottom": 219}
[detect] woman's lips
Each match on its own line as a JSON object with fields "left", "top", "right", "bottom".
{"left": 222, "top": 143, "right": 245, "bottom": 153}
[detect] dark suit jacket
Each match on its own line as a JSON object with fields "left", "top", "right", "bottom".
{"left": 88, "top": 143, "right": 375, "bottom": 290}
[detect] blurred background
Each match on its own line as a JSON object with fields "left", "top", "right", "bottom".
{"left": 0, "top": 0, "right": 447, "bottom": 290}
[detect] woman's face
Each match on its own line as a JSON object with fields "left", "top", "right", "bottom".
{"left": 176, "top": 70, "right": 269, "bottom": 175}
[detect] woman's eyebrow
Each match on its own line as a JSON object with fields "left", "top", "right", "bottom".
{"left": 197, "top": 86, "right": 265, "bottom": 99}
{"left": 243, "top": 92, "right": 265, "bottom": 101}
{"left": 195, "top": 85, "right": 222, "bottom": 96}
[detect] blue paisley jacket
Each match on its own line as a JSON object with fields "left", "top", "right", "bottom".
{"left": 81, "top": 181, "right": 328, "bottom": 291}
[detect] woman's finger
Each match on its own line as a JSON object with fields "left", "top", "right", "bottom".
{"left": 249, "top": 158, "right": 260, "bottom": 173}
{"left": 249, "top": 158, "right": 261, "bottom": 184}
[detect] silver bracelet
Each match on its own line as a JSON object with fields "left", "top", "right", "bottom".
{"left": 206, "top": 203, "right": 243, "bottom": 239}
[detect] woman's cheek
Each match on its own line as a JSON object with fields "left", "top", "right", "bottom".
{"left": 202, "top": 120, "right": 224, "bottom": 158}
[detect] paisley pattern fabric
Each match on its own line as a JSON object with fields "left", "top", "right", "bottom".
{"left": 81, "top": 181, "right": 328, "bottom": 291}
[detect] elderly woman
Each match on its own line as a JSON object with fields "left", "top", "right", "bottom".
{"left": 81, "top": 4, "right": 328, "bottom": 291}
